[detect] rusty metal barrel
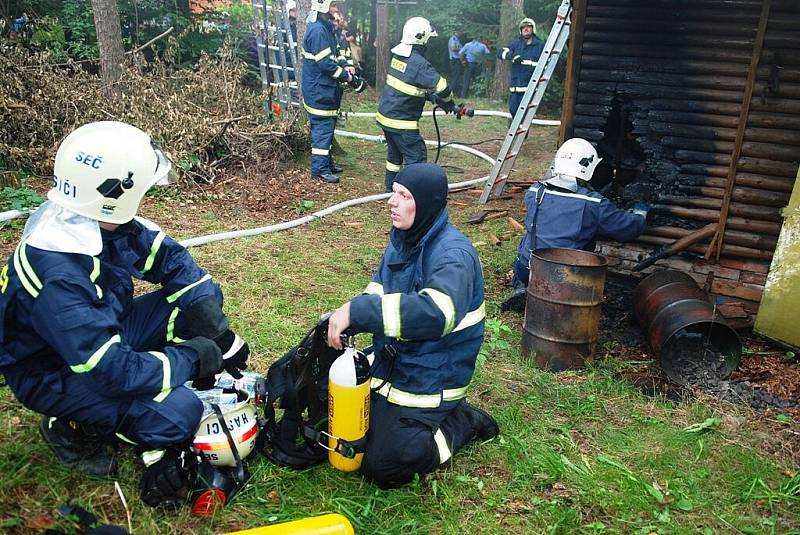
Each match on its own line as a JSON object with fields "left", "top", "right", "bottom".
{"left": 522, "top": 248, "right": 608, "bottom": 371}
{"left": 632, "top": 270, "right": 742, "bottom": 384}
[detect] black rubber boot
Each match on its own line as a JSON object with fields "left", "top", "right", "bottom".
{"left": 461, "top": 402, "right": 499, "bottom": 441}
{"left": 330, "top": 160, "right": 343, "bottom": 174}
{"left": 313, "top": 173, "right": 340, "bottom": 184}
{"left": 500, "top": 286, "right": 527, "bottom": 313}
{"left": 39, "top": 416, "right": 117, "bottom": 478}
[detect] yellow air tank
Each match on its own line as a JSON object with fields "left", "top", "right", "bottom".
{"left": 327, "top": 346, "right": 371, "bottom": 471}
{"left": 223, "top": 513, "right": 355, "bottom": 535}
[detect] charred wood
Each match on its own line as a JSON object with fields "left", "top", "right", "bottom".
{"left": 676, "top": 185, "right": 789, "bottom": 208}
{"left": 656, "top": 195, "right": 782, "bottom": 221}
{"left": 646, "top": 225, "right": 778, "bottom": 251}
{"left": 677, "top": 173, "right": 795, "bottom": 195}
{"left": 637, "top": 235, "right": 774, "bottom": 261}
{"left": 651, "top": 205, "right": 782, "bottom": 235}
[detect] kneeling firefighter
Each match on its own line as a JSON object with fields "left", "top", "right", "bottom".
{"left": 326, "top": 163, "right": 499, "bottom": 489}
{"left": 377, "top": 18, "right": 471, "bottom": 192}
{"left": 0, "top": 121, "right": 251, "bottom": 509}
{"left": 501, "top": 138, "right": 649, "bottom": 311}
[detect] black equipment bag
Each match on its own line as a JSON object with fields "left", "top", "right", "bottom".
{"left": 259, "top": 317, "right": 344, "bottom": 469}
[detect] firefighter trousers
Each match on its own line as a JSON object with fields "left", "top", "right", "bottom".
{"left": 4, "top": 288, "right": 224, "bottom": 448}
{"left": 383, "top": 128, "right": 428, "bottom": 191}
{"left": 359, "top": 394, "right": 479, "bottom": 489}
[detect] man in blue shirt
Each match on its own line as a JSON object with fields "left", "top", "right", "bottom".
{"left": 458, "top": 37, "right": 490, "bottom": 98}
{"left": 447, "top": 31, "right": 463, "bottom": 99}
{"left": 498, "top": 18, "right": 544, "bottom": 117}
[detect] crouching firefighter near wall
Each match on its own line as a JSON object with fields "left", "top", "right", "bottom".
{"left": 0, "top": 121, "right": 252, "bottom": 510}
{"left": 325, "top": 163, "right": 500, "bottom": 489}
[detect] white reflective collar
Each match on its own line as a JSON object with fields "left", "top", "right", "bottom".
{"left": 391, "top": 43, "right": 412, "bottom": 57}
{"left": 22, "top": 201, "right": 102, "bottom": 255}
{"left": 542, "top": 172, "right": 578, "bottom": 192}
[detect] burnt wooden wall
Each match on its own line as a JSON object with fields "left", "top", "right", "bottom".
{"left": 559, "top": 0, "right": 800, "bottom": 322}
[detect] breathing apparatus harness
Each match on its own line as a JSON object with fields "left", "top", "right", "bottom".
{"left": 259, "top": 317, "right": 399, "bottom": 468}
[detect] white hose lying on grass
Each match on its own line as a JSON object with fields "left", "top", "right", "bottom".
{"left": 342, "top": 109, "right": 561, "bottom": 125}
{"left": 334, "top": 129, "right": 496, "bottom": 165}
{"left": 179, "top": 173, "right": 488, "bottom": 248}
{"left": 2, "top": 111, "right": 560, "bottom": 248}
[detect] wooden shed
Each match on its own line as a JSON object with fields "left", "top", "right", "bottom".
{"left": 558, "top": 0, "right": 800, "bottom": 331}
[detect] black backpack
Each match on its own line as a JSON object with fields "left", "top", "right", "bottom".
{"left": 259, "top": 318, "right": 344, "bottom": 469}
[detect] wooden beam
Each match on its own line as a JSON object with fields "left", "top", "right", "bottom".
{"left": 714, "top": 0, "right": 772, "bottom": 261}
{"left": 558, "top": 0, "right": 586, "bottom": 144}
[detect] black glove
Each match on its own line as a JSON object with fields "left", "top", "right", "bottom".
{"left": 181, "top": 336, "right": 222, "bottom": 390}
{"left": 182, "top": 297, "right": 229, "bottom": 340}
{"left": 348, "top": 74, "right": 367, "bottom": 93}
{"left": 431, "top": 93, "right": 456, "bottom": 113}
{"left": 140, "top": 448, "right": 195, "bottom": 508}
{"left": 215, "top": 330, "right": 250, "bottom": 379}
{"left": 512, "top": 54, "right": 523, "bottom": 64}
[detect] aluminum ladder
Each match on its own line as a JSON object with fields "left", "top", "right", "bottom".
{"left": 251, "top": 0, "right": 299, "bottom": 116}
{"left": 479, "top": 0, "right": 572, "bottom": 203}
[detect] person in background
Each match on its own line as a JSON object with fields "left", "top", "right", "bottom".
{"left": 458, "top": 36, "right": 490, "bottom": 98}
{"left": 302, "top": 0, "right": 353, "bottom": 184}
{"left": 501, "top": 138, "right": 649, "bottom": 312}
{"left": 447, "top": 30, "right": 463, "bottom": 99}
{"left": 326, "top": 163, "right": 498, "bottom": 489}
{"left": 497, "top": 18, "right": 544, "bottom": 118}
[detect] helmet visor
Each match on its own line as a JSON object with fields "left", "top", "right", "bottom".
{"left": 152, "top": 143, "right": 174, "bottom": 186}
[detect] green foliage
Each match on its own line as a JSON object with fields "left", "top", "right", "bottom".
{"left": 60, "top": 0, "right": 98, "bottom": 59}
{"left": 0, "top": 185, "right": 44, "bottom": 211}
{"left": 30, "top": 15, "right": 66, "bottom": 59}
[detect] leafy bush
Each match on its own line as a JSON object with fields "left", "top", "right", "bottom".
{"left": 0, "top": 39, "right": 308, "bottom": 185}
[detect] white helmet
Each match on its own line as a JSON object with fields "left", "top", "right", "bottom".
{"left": 286, "top": 0, "right": 297, "bottom": 11}
{"left": 552, "top": 138, "right": 602, "bottom": 181}
{"left": 193, "top": 393, "right": 259, "bottom": 467}
{"left": 391, "top": 17, "right": 437, "bottom": 57}
{"left": 310, "top": 0, "right": 334, "bottom": 13}
{"left": 519, "top": 17, "right": 536, "bottom": 34}
{"left": 50, "top": 121, "right": 172, "bottom": 224}
{"left": 401, "top": 17, "right": 437, "bottom": 46}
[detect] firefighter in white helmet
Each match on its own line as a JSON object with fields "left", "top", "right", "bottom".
{"left": 501, "top": 138, "right": 650, "bottom": 311}
{"left": 497, "top": 17, "right": 544, "bottom": 118}
{"left": 0, "top": 121, "right": 250, "bottom": 508}
{"left": 376, "top": 17, "right": 461, "bottom": 192}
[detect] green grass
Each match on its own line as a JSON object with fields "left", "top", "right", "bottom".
{"left": 0, "top": 98, "right": 798, "bottom": 534}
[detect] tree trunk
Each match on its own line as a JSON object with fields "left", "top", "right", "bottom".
{"left": 90, "top": 0, "right": 125, "bottom": 98}
{"left": 375, "top": 1, "right": 389, "bottom": 96}
{"left": 295, "top": 0, "right": 313, "bottom": 101}
{"left": 491, "top": 0, "right": 524, "bottom": 99}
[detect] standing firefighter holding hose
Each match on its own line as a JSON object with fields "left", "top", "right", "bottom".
{"left": 377, "top": 17, "right": 468, "bottom": 192}
{"left": 325, "top": 163, "right": 499, "bottom": 489}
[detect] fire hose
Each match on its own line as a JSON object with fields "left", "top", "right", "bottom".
{"left": 0, "top": 111, "right": 560, "bottom": 249}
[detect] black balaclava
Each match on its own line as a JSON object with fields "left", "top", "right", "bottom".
{"left": 393, "top": 163, "right": 448, "bottom": 247}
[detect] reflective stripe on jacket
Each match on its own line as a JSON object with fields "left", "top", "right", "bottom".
{"left": 349, "top": 210, "right": 485, "bottom": 407}
{"left": 377, "top": 49, "right": 453, "bottom": 132}
{"left": 498, "top": 35, "right": 545, "bottom": 92}
{"left": 517, "top": 183, "right": 646, "bottom": 269}
{"left": 302, "top": 17, "right": 348, "bottom": 113}
{"left": 0, "top": 218, "right": 216, "bottom": 397}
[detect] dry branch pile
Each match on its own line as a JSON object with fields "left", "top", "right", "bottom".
{"left": 0, "top": 40, "right": 308, "bottom": 185}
